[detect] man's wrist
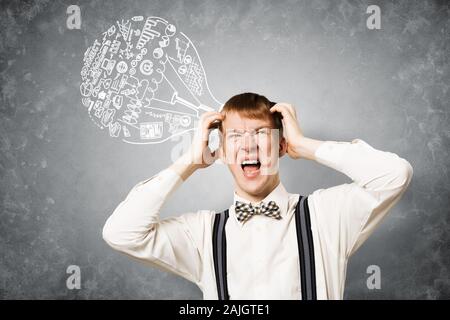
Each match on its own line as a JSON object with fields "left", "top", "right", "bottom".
{"left": 293, "top": 136, "right": 325, "bottom": 161}
{"left": 169, "top": 153, "right": 200, "bottom": 181}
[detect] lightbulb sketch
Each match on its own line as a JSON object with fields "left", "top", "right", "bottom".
{"left": 80, "top": 16, "right": 222, "bottom": 144}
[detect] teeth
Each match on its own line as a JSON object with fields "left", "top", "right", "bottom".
{"left": 242, "top": 159, "right": 259, "bottom": 165}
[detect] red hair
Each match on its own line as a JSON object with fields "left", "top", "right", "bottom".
{"left": 219, "top": 92, "right": 283, "bottom": 136}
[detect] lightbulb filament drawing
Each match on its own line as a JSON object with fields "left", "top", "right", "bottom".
{"left": 80, "top": 16, "right": 222, "bottom": 144}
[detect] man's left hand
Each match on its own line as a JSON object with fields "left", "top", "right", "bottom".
{"left": 270, "top": 102, "right": 304, "bottom": 159}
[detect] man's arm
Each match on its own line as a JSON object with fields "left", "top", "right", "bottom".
{"left": 102, "top": 167, "right": 206, "bottom": 284}
{"left": 309, "top": 138, "right": 413, "bottom": 257}
{"left": 271, "top": 103, "right": 413, "bottom": 257}
{"left": 102, "top": 111, "right": 224, "bottom": 284}
{"left": 270, "top": 102, "right": 324, "bottom": 160}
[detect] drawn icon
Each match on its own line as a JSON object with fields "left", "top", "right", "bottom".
{"left": 116, "top": 61, "right": 128, "bottom": 73}
{"left": 140, "top": 122, "right": 163, "bottom": 139}
{"left": 123, "top": 125, "right": 131, "bottom": 137}
{"left": 80, "top": 16, "right": 222, "bottom": 144}
{"left": 180, "top": 115, "right": 191, "bottom": 127}
{"left": 98, "top": 91, "right": 107, "bottom": 100}
{"left": 153, "top": 47, "right": 164, "bottom": 59}
{"left": 159, "top": 36, "right": 170, "bottom": 48}
{"left": 178, "top": 65, "right": 187, "bottom": 75}
{"left": 80, "top": 82, "right": 93, "bottom": 97}
{"left": 139, "top": 60, "right": 153, "bottom": 75}
{"left": 101, "top": 58, "right": 116, "bottom": 75}
{"left": 112, "top": 95, "right": 123, "bottom": 109}
{"left": 110, "top": 40, "right": 121, "bottom": 54}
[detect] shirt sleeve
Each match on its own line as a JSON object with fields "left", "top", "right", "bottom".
{"left": 102, "top": 168, "right": 208, "bottom": 285}
{"left": 309, "top": 139, "right": 413, "bottom": 258}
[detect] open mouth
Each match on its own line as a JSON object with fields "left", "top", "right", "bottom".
{"left": 240, "top": 159, "right": 261, "bottom": 177}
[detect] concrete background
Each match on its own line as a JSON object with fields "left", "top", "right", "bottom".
{"left": 0, "top": 0, "right": 448, "bottom": 299}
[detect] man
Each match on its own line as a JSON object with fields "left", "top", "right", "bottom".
{"left": 102, "top": 92, "right": 413, "bottom": 299}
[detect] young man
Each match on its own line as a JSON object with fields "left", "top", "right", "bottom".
{"left": 102, "top": 92, "right": 413, "bottom": 299}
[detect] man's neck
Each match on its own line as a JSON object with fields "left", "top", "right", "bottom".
{"left": 234, "top": 178, "right": 281, "bottom": 203}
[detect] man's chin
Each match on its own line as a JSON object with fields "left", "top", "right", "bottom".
{"left": 241, "top": 165, "right": 277, "bottom": 179}
{"left": 237, "top": 177, "right": 267, "bottom": 194}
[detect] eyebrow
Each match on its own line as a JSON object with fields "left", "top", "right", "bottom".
{"left": 226, "top": 126, "right": 270, "bottom": 132}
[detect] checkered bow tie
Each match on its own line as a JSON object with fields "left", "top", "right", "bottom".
{"left": 234, "top": 200, "right": 282, "bottom": 223}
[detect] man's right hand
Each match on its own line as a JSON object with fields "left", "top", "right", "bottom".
{"left": 170, "top": 111, "right": 224, "bottom": 180}
{"left": 188, "top": 111, "right": 224, "bottom": 169}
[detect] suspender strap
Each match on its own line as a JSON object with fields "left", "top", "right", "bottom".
{"left": 212, "top": 195, "right": 316, "bottom": 300}
{"left": 212, "top": 209, "right": 230, "bottom": 300}
{"left": 295, "top": 195, "right": 317, "bottom": 300}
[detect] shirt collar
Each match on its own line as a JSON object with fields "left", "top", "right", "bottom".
{"left": 231, "top": 182, "right": 289, "bottom": 226}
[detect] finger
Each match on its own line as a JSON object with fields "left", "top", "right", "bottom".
{"left": 208, "top": 114, "right": 225, "bottom": 129}
{"left": 199, "top": 111, "right": 223, "bottom": 126}
{"left": 198, "top": 113, "right": 222, "bottom": 134}
{"left": 200, "top": 114, "right": 224, "bottom": 141}
{"left": 280, "top": 104, "right": 297, "bottom": 120}
{"left": 275, "top": 103, "right": 297, "bottom": 118}
{"left": 270, "top": 104, "right": 296, "bottom": 121}
{"left": 203, "top": 113, "right": 224, "bottom": 129}
{"left": 193, "top": 113, "right": 214, "bottom": 138}
{"left": 285, "top": 103, "right": 297, "bottom": 117}
{"left": 201, "top": 111, "right": 223, "bottom": 123}
{"left": 199, "top": 111, "right": 220, "bottom": 122}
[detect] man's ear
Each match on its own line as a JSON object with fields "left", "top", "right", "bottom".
{"left": 279, "top": 136, "right": 287, "bottom": 158}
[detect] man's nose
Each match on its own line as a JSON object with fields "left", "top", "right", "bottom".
{"left": 242, "top": 133, "right": 258, "bottom": 152}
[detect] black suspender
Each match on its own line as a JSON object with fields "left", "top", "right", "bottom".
{"left": 212, "top": 195, "right": 317, "bottom": 300}
{"left": 212, "top": 209, "right": 230, "bottom": 300}
{"left": 294, "top": 195, "right": 317, "bottom": 300}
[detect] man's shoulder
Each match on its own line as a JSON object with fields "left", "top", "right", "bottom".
{"left": 178, "top": 209, "right": 217, "bottom": 226}
{"left": 287, "top": 183, "right": 355, "bottom": 204}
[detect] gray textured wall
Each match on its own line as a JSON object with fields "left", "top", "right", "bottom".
{"left": 0, "top": 0, "right": 449, "bottom": 299}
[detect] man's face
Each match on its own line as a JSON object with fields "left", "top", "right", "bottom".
{"left": 219, "top": 111, "right": 286, "bottom": 198}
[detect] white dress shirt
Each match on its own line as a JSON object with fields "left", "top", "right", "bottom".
{"left": 102, "top": 139, "right": 413, "bottom": 299}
